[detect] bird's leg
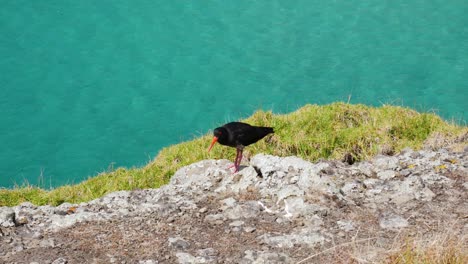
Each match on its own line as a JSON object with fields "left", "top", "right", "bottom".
{"left": 227, "top": 149, "right": 240, "bottom": 170}
{"left": 234, "top": 148, "right": 244, "bottom": 173}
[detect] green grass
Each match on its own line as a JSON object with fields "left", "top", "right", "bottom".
{"left": 1, "top": 102, "right": 466, "bottom": 207}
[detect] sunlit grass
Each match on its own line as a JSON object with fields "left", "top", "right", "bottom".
{"left": 1, "top": 102, "right": 466, "bottom": 206}
{"left": 386, "top": 239, "right": 467, "bottom": 264}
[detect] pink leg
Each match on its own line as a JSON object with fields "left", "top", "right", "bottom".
{"left": 234, "top": 149, "right": 243, "bottom": 172}
{"left": 227, "top": 149, "right": 240, "bottom": 170}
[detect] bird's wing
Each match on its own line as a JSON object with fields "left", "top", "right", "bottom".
{"left": 223, "top": 122, "right": 253, "bottom": 146}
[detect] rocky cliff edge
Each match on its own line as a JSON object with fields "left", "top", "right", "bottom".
{"left": 1, "top": 147, "right": 467, "bottom": 263}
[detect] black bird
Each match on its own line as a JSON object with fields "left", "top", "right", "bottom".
{"left": 208, "top": 122, "right": 274, "bottom": 172}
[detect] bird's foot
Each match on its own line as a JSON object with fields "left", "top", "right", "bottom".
{"left": 226, "top": 164, "right": 240, "bottom": 173}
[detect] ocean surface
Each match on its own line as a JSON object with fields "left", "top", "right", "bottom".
{"left": 1, "top": 1, "right": 467, "bottom": 188}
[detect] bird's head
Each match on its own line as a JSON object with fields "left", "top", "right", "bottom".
{"left": 208, "top": 127, "right": 227, "bottom": 152}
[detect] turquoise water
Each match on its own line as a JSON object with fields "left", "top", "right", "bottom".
{"left": 1, "top": 1, "right": 467, "bottom": 188}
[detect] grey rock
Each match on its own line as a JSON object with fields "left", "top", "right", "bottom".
{"left": 224, "top": 202, "right": 260, "bottom": 220}
{"left": 169, "top": 237, "right": 191, "bottom": 250}
{"left": 363, "top": 179, "right": 381, "bottom": 188}
{"left": 260, "top": 232, "right": 325, "bottom": 248}
{"left": 463, "top": 182, "right": 468, "bottom": 190}
{"left": 415, "top": 187, "right": 436, "bottom": 201}
{"left": 377, "top": 170, "right": 396, "bottom": 180}
{"left": 204, "top": 214, "right": 224, "bottom": 224}
{"left": 421, "top": 173, "right": 453, "bottom": 186}
{"left": 39, "top": 238, "right": 56, "bottom": 248}
{"left": 1, "top": 148, "right": 466, "bottom": 263}
{"left": 139, "top": 260, "right": 158, "bottom": 264}
{"left": 214, "top": 166, "right": 259, "bottom": 194}
{"left": 244, "top": 226, "right": 256, "bottom": 233}
{"left": 175, "top": 252, "right": 198, "bottom": 264}
{"left": 51, "top": 258, "right": 67, "bottom": 264}
{"left": 0, "top": 207, "right": 15, "bottom": 227}
{"left": 399, "top": 169, "right": 412, "bottom": 177}
{"left": 222, "top": 197, "right": 237, "bottom": 207}
{"left": 373, "top": 155, "right": 399, "bottom": 170}
{"left": 196, "top": 248, "right": 217, "bottom": 262}
{"left": 337, "top": 220, "right": 355, "bottom": 232}
{"left": 379, "top": 214, "right": 409, "bottom": 230}
{"left": 175, "top": 251, "right": 213, "bottom": 264}
{"left": 229, "top": 220, "right": 244, "bottom": 227}
{"left": 410, "top": 151, "right": 421, "bottom": 159}
{"left": 242, "top": 250, "right": 290, "bottom": 264}
{"left": 341, "top": 182, "right": 362, "bottom": 195}
{"left": 14, "top": 243, "right": 24, "bottom": 252}
{"left": 357, "top": 161, "right": 374, "bottom": 177}
{"left": 277, "top": 186, "right": 304, "bottom": 203}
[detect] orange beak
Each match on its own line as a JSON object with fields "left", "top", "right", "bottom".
{"left": 208, "top": 136, "right": 218, "bottom": 152}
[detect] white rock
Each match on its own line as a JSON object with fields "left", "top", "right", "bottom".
{"left": 373, "top": 155, "right": 399, "bottom": 170}
{"left": 0, "top": 207, "right": 15, "bottom": 227}
{"left": 337, "top": 220, "right": 355, "bottom": 232}
{"left": 377, "top": 170, "right": 396, "bottom": 180}
{"left": 379, "top": 214, "right": 409, "bottom": 230}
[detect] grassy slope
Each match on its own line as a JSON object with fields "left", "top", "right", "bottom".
{"left": 1, "top": 103, "right": 466, "bottom": 207}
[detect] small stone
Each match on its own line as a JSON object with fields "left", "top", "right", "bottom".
{"left": 337, "top": 220, "right": 355, "bottom": 232}
{"left": 229, "top": 220, "right": 244, "bottom": 227}
{"left": 197, "top": 248, "right": 217, "bottom": 262}
{"left": 363, "top": 179, "right": 380, "bottom": 188}
{"left": 168, "top": 237, "right": 190, "bottom": 250}
{"left": 175, "top": 252, "right": 198, "bottom": 263}
{"left": 14, "top": 243, "right": 24, "bottom": 252}
{"left": 416, "top": 187, "right": 435, "bottom": 201}
{"left": 399, "top": 169, "right": 411, "bottom": 177}
{"left": 357, "top": 161, "right": 374, "bottom": 177}
{"left": 39, "top": 238, "right": 56, "bottom": 248}
{"left": 54, "top": 210, "right": 68, "bottom": 216}
{"left": 374, "top": 155, "right": 399, "bottom": 170}
{"left": 138, "top": 260, "right": 157, "bottom": 264}
{"left": 377, "top": 170, "right": 396, "bottom": 180}
{"left": 15, "top": 216, "right": 28, "bottom": 225}
{"left": 463, "top": 182, "right": 468, "bottom": 190}
{"left": 198, "top": 207, "right": 208, "bottom": 213}
{"left": 244, "top": 226, "right": 256, "bottom": 233}
{"left": 379, "top": 214, "right": 409, "bottom": 230}
{"left": 52, "top": 258, "right": 67, "bottom": 264}
{"left": 33, "top": 232, "right": 44, "bottom": 239}
{"left": 222, "top": 197, "right": 237, "bottom": 207}
{"left": 289, "top": 176, "right": 299, "bottom": 184}
{"left": 341, "top": 182, "right": 362, "bottom": 195}
{"left": 410, "top": 151, "right": 421, "bottom": 159}
{"left": 204, "top": 214, "right": 224, "bottom": 224}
